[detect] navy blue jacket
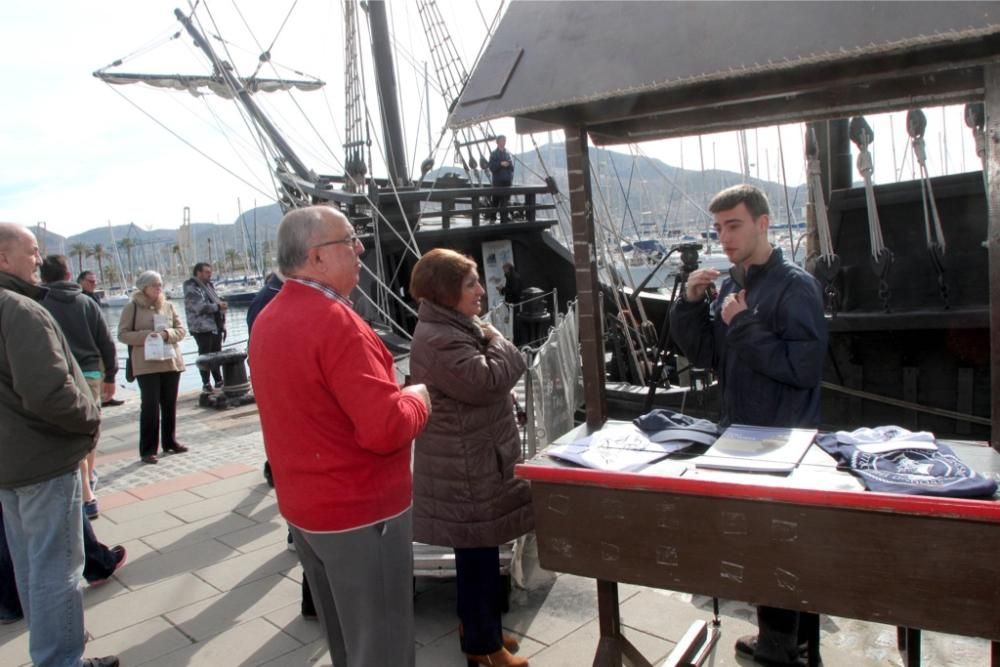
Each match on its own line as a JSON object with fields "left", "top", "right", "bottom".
{"left": 488, "top": 148, "right": 514, "bottom": 185}
{"left": 669, "top": 248, "right": 827, "bottom": 428}
{"left": 246, "top": 273, "right": 284, "bottom": 334}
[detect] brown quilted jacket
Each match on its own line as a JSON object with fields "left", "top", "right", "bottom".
{"left": 409, "top": 300, "right": 533, "bottom": 548}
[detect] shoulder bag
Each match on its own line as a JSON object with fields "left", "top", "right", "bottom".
{"left": 125, "top": 303, "right": 137, "bottom": 382}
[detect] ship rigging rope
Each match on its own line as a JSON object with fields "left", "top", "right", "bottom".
{"left": 805, "top": 131, "right": 836, "bottom": 263}
{"left": 196, "top": 4, "right": 291, "bottom": 202}
{"left": 589, "top": 173, "right": 655, "bottom": 382}
{"left": 849, "top": 117, "right": 888, "bottom": 260}
{"left": 906, "top": 109, "right": 948, "bottom": 254}
{"left": 101, "top": 85, "right": 275, "bottom": 200}
{"left": 821, "top": 382, "right": 990, "bottom": 427}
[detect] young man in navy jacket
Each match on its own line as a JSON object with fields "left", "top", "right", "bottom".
{"left": 670, "top": 184, "right": 828, "bottom": 666}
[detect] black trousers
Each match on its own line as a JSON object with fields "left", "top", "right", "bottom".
{"left": 137, "top": 371, "right": 181, "bottom": 457}
{"left": 193, "top": 332, "right": 223, "bottom": 385}
{"left": 490, "top": 180, "right": 512, "bottom": 222}
{"left": 82, "top": 510, "right": 117, "bottom": 583}
{"left": 0, "top": 506, "right": 20, "bottom": 619}
{"left": 1, "top": 504, "right": 118, "bottom": 617}
{"left": 756, "top": 605, "right": 820, "bottom": 662}
{"left": 454, "top": 546, "right": 503, "bottom": 655}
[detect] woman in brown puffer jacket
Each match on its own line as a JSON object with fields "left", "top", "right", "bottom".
{"left": 409, "top": 249, "right": 532, "bottom": 667}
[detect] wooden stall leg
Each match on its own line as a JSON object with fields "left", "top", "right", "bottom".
{"left": 897, "top": 627, "right": 921, "bottom": 667}
{"left": 594, "top": 579, "right": 623, "bottom": 667}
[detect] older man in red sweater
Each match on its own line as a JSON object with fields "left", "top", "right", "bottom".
{"left": 250, "top": 206, "right": 430, "bottom": 667}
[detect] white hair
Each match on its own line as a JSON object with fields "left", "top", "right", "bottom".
{"left": 135, "top": 270, "right": 162, "bottom": 290}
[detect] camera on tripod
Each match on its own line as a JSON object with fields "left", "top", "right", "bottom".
{"left": 672, "top": 242, "right": 704, "bottom": 275}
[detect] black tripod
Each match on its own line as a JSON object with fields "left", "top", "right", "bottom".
{"left": 632, "top": 243, "right": 704, "bottom": 412}
{"left": 632, "top": 243, "right": 702, "bottom": 412}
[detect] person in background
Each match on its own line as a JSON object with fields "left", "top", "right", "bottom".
{"left": 40, "top": 255, "right": 118, "bottom": 520}
{"left": 77, "top": 270, "right": 101, "bottom": 305}
{"left": 78, "top": 270, "right": 125, "bottom": 407}
{"left": 246, "top": 270, "right": 284, "bottom": 331}
{"left": 409, "top": 248, "right": 533, "bottom": 667}
{"left": 0, "top": 222, "right": 118, "bottom": 667}
{"left": 250, "top": 205, "right": 430, "bottom": 667}
{"left": 118, "top": 270, "right": 188, "bottom": 465}
{"left": 245, "top": 269, "right": 316, "bottom": 620}
{"left": 183, "top": 262, "right": 227, "bottom": 394}
{"left": 669, "top": 184, "right": 827, "bottom": 667}
{"left": 488, "top": 134, "right": 514, "bottom": 223}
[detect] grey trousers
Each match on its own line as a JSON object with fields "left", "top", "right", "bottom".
{"left": 290, "top": 509, "right": 415, "bottom": 667}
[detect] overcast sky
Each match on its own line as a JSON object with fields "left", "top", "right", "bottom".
{"left": 0, "top": 1, "right": 981, "bottom": 239}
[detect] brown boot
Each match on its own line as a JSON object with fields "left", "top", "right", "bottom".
{"left": 459, "top": 623, "right": 520, "bottom": 653}
{"left": 465, "top": 647, "right": 529, "bottom": 667}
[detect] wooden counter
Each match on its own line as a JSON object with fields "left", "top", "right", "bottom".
{"left": 516, "top": 423, "right": 1000, "bottom": 666}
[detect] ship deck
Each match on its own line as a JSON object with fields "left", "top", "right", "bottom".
{"left": 0, "top": 390, "right": 991, "bottom": 666}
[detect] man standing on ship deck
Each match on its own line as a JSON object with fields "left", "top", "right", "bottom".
{"left": 669, "top": 184, "right": 828, "bottom": 667}
{"left": 488, "top": 134, "right": 514, "bottom": 223}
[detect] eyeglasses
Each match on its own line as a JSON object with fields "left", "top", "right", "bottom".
{"left": 311, "top": 234, "right": 361, "bottom": 250}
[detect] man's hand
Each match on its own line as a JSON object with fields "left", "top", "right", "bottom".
{"left": 684, "top": 268, "right": 721, "bottom": 302}
{"left": 721, "top": 289, "right": 749, "bottom": 325}
{"left": 219, "top": 302, "right": 229, "bottom": 312}
{"left": 101, "top": 382, "right": 116, "bottom": 402}
{"left": 402, "top": 383, "right": 432, "bottom": 415}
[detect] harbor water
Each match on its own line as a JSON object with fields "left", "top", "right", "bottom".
{"left": 103, "top": 301, "right": 251, "bottom": 393}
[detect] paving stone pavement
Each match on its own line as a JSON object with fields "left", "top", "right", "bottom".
{"left": 0, "top": 390, "right": 991, "bottom": 666}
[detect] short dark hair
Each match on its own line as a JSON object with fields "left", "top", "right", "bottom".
{"left": 193, "top": 262, "right": 211, "bottom": 277}
{"left": 77, "top": 270, "right": 95, "bottom": 283}
{"left": 40, "top": 255, "right": 71, "bottom": 284}
{"left": 709, "top": 184, "right": 770, "bottom": 218}
{"left": 409, "top": 248, "right": 477, "bottom": 309}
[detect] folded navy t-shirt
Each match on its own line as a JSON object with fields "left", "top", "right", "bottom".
{"left": 816, "top": 433, "right": 998, "bottom": 498}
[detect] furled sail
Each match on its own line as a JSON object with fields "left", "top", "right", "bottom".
{"left": 93, "top": 71, "right": 324, "bottom": 98}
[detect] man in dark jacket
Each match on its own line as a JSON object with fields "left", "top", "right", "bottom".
{"left": 41, "top": 255, "right": 119, "bottom": 520}
{"left": 669, "top": 185, "right": 827, "bottom": 667}
{"left": 184, "top": 262, "right": 227, "bottom": 393}
{"left": 0, "top": 223, "right": 117, "bottom": 667}
{"left": 487, "top": 135, "right": 514, "bottom": 223}
{"left": 77, "top": 270, "right": 102, "bottom": 304}
{"left": 246, "top": 271, "right": 284, "bottom": 332}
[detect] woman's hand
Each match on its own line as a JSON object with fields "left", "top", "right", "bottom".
{"left": 480, "top": 322, "right": 502, "bottom": 341}
{"left": 160, "top": 330, "right": 169, "bottom": 341}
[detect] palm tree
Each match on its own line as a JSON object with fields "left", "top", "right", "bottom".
{"left": 224, "top": 248, "right": 241, "bottom": 274}
{"left": 69, "top": 242, "right": 91, "bottom": 275}
{"left": 91, "top": 244, "right": 107, "bottom": 286}
{"left": 118, "top": 238, "right": 136, "bottom": 285}
{"left": 103, "top": 264, "right": 117, "bottom": 289}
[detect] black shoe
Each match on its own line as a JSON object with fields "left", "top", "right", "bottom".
{"left": 735, "top": 635, "right": 812, "bottom": 666}
{"left": 163, "top": 443, "right": 189, "bottom": 454}
{"left": 82, "top": 657, "right": 119, "bottom": 667}
{"left": 101, "top": 398, "right": 124, "bottom": 407}
{"left": 141, "top": 455, "right": 158, "bottom": 464}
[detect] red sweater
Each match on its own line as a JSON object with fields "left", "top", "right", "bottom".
{"left": 249, "top": 281, "right": 428, "bottom": 532}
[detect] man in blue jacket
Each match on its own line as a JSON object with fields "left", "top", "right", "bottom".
{"left": 669, "top": 185, "right": 827, "bottom": 666}
{"left": 487, "top": 135, "right": 514, "bottom": 223}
